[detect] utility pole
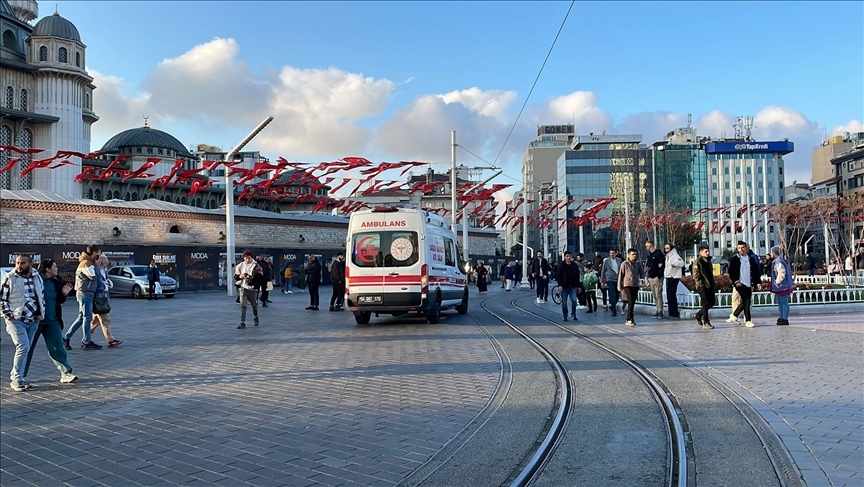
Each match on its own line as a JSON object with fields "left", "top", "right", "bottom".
{"left": 451, "top": 130, "right": 456, "bottom": 233}
{"left": 624, "top": 178, "right": 632, "bottom": 251}
{"left": 520, "top": 162, "right": 530, "bottom": 289}
{"left": 225, "top": 116, "right": 274, "bottom": 296}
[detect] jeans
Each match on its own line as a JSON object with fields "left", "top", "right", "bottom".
{"left": 239, "top": 288, "right": 259, "bottom": 323}
{"left": 330, "top": 283, "right": 345, "bottom": 307}
{"left": 665, "top": 278, "right": 680, "bottom": 317}
{"left": 282, "top": 278, "right": 292, "bottom": 292}
{"left": 606, "top": 282, "right": 619, "bottom": 312}
{"left": 64, "top": 293, "right": 94, "bottom": 344}
{"left": 561, "top": 287, "right": 578, "bottom": 317}
{"left": 623, "top": 286, "right": 638, "bottom": 322}
{"left": 536, "top": 277, "right": 548, "bottom": 300}
{"left": 777, "top": 294, "right": 790, "bottom": 320}
{"left": 648, "top": 277, "right": 664, "bottom": 313}
{"left": 25, "top": 319, "right": 72, "bottom": 377}
{"left": 5, "top": 319, "right": 38, "bottom": 383}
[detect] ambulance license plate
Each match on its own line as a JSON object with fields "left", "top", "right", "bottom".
{"left": 359, "top": 295, "right": 382, "bottom": 304}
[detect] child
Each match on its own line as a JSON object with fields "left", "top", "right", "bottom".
{"left": 582, "top": 263, "right": 599, "bottom": 313}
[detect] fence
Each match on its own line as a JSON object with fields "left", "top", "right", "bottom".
{"left": 635, "top": 287, "right": 864, "bottom": 309}
{"left": 792, "top": 274, "right": 864, "bottom": 287}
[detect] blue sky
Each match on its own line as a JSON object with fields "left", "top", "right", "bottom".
{"left": 53, "top": 1, "right": 864, "bottom": 186}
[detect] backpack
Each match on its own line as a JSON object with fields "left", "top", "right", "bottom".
{"left": 283, "top": 266, "right": 292, "bottom": 279}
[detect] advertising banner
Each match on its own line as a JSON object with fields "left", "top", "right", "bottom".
{"left": 184, "top": 250, "right": 218, "bottom": 291}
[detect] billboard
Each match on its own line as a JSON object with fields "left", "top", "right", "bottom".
{"left": 705, "top": 141, "right": 794, "bottom": 155}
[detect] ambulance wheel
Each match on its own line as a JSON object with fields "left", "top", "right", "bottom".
{"left": 426, "top": 295, "right": 441, "bottom": 324}
{"left": 456, "top": 290, "right": 468, "bottom": 314}
{"left": 354, "top": 312, "right": 371, "bottom": 325}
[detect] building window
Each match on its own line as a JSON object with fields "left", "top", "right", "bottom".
{"left": 19, "top": 129, "right": 32, "bottom": 189}
{"left": 711, "top": 182, "right": 717, "bottom": 190}
{"left": 724, "top": 167, "right": 729, "bottom": 175}
{"left": 38, "top": 46, "right": 47, "bottom": 61}
{"left": 58, "top": 47, "right": 67, "bottom": 63}
{"left": 0, "top": 125, "right": 11, "bottom": 190}
{"left": 2, "top": 30, "right": 15, "bottom": 50}
{"left": 169, "top": 225, "right": 181, "bottom": 233}
{"left": 712, "top": 197, "right": 718, "bottom": 205}
{"left": 4, "top": 86, "right": 12, "bottom": 109}
{"left": 724, "top": 182, "right": 730, "bottom": 190}
{"left": 84, "top": 93, "right": 90, "bottom": 109}
{"left": 735, "top": 182, "right": 740, "bottom": 189}
{"left": 75, "top": 51, "right": 80, "bottom": 67}
{"left": 19, "top": 89, "right": 26, "bottom": 111}
{"left": 735, "top": 167, "right": 740, "bottom": 174}
{"left": 711, "top": 168, "right": 717, "bottom": 175}
{"left": 146, "top": 148, "right": 153, "bottom": 154}
{"left": 757, "top": 166, "right": 763, "bottom": 174}
{"left": 94, "top": 188, "right": 101, "bottom": 200}
{"left": 778, "top": 166, "right": 783, "bottom": 175}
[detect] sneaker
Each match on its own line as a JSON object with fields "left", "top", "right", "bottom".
{"left": 237, "top": 323, "right": 246, "bottom": 329}
{"left": 571, "top": 315, "right": 578, "bottom": 321}
{"left": 777, "top": 319, "right": 789, "bottom": 326}
{"left": 330, "top": 306, "right": 337, "bottom": 311}
{"left": 305, "top": 306, "right": 315, "bottom": 310}
{"left": 625, "top": 320, "right": 636, "bottom": 327}
{"left": 261, "top": 303, "right": 268, "bottom": 308}
{"left": 536, "top": 298, "right": 541, "bottom": 304}
{"left": 563, "top": 316, "right": 568, "bottom": 321}
{"left": 611, "top": 311, "right": 617, "bottom": 317}
{"left": 60, "top": 373, "right": 78, "bottom": 384}
{"left": 653, "top": 312, "right": 663, "bottom": 319}
{"left": 578, "top": 305, "right": 587, "bottom": 310}
{"left": 695, "top": 314, "right": 704, "bottom": 327}
{"left": 586, "top": 309, "right": 593, "bottom": 313}
{"left": 313, "top": 306, "right": 319, "bottom": 310}
{"left": 81, "top": 342, "right": 102, "bottom": 350}
{"left": 286, "top": 290, "right": 293, "bottom": 294}
{"left": 62, "top": 338, "right": 71, "bottom": 351}
{"left": 702, "top": 322, "right": 715, "bottom": 329}
{"left": 744, "top": 321, "right": 755, "bottom": 328}
{"left": 726, "top": 314, "right": 739, "bottom": 324}
{"left": 10, "top": 380, "right": 26, "bottom": 392}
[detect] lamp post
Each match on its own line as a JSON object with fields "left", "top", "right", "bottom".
{"left": 520, "top": 162, "right": 530, "bottom": 289}
{"left": 225, "top": 116, "right": 274, "bottom": 296}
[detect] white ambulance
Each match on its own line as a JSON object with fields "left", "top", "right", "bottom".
{"left": 345, "top": 207, "right": 469, "bottom": 325}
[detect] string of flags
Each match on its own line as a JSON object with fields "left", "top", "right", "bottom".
{"left": 1, "top": 145, "right": 860, "bottom": 228}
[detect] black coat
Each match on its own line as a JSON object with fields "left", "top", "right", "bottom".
{"left": 728, "top": 253, "right": 761, "bottom": 288}
{"left": 646, "top": 249, "right": 665, "bottom": 279}
{"left": 258, "top": 259, "right": 274, "bottom": 281}
{"left": 531, "top": 257, "right": 550, "bottom": 278}
{"left": 330, "top": 259, "right": 346, "bottom": 284}
{"left": 556, "top": 261, "right": 581, "bottom": 290}
{"left": 306, "top": 259, "right": 322, "bottom": 284}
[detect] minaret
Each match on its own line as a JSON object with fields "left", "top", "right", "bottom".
{"left": 7, "top": 0, "right": 37, "bottom": 22}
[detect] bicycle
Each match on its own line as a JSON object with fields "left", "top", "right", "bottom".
{"left": 551, "top": 282, "right": 562, "bottom": 304}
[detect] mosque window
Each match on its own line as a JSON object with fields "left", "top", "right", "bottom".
{"left": 75, "top": 52, "right": 80, "bottom": 67}
{"left": 58, "top": 47, "right": 67, "bottom": 63}
{"left": 157, "top": 149, "right": 163, "bottom": 155}
{"left": 4, "top": 86, "right": 12, "bottom": 109}
{"left": 94, "top": 189, "right": 101, "bottom": 200}
{"left": 2, "top": 30, "right": 15, "bottom": 50}
{"left": 136, "top": 148, "right": 142, "bottom": 154}
{"left": 38, "top": 46, "right": 47, "bottom": 61}
{"left": 84, "top": 93, "right": 90, "bottom": 109}
{"left": 147, "top": 148, "right": 153, "bottom": 154}
{"left": 0, "top": 125, "right": 11, "bottom": 190}
{"left": 19, "top": 89, "right": 27, "bottom": 111}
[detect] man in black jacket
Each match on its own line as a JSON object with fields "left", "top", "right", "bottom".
{"left": 727, "top": 241, "right": 760, "bottom": 327}
{"left": 556, "top": 251, "right": 580, "bottom": 322}
{"left": 531, "top": 251, "right": 551, "bottom": 303}
{"left": 305, "top": 254, "right": 322, "bottom": 310}
{"left": 692, "top": 245, "right": 716, "bottom": 329}
{"left": 644, "top": 240, "right": 665, "bottom": 318}
{"left": 257, "top": 254, "right": 273, "bottom": 307}
{"left": 329, "top": 252, "right": 346, "bottom": 311}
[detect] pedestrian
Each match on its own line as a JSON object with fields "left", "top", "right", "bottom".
{"left": 528, "top": 260, "right": 535, "bottom": 290}
{"left": 770, "top": 246, "right": 794, "bottom": 326}
{"left": 617, "top": 248, "right": 645, "bottom": 327}
{"left": 62, "top": 245, "right": 102, "bottom": 350}
{"left": 257, "top": 253, "right": 273, "bottom": 307}
{"left": 147, "top": 259, "right": 160, "bottom": 301}
{"left": 573, "top": 253, "right": 586, "bottom": 309}
{"left": 280, "top": 260, "right": 294, "bottom": 294}
{"left": 556, "top": 250, "right": 580, "bottom": 322}
{"left": 296, "top": 264, "right": 307, "bottom": 292}
{"left": 329, "top": 251, "right": 346, "bottom": 311}
{"left": 504, "top": 262, "right": 515, "bottom": 291}
{"left": 90, "top": 255, "right": 122, "bottom": 347}
{"left": 1, "top": 255, "right": 45, "bottom": 391}
{"left": 592, "top": 251, "right": 604, "bottom": 273}
{"left": 644, "top": 240, "right": 665, "bottom": 319}
{"left": 663, "top": 244, "right": 685, "bottom": 319}
{"left": 727, "top": 241, "right": 760, "bottom": 328}
{"left": 806, "top": 252, "right": 817, "bottom": 277}
{"left": 24, "top": 259, "right": 78, "bottom": 385}
{"left": 582, "top": 263, "right": 598, "bottom": 313}
{"left": 856, "top": 248, "right": 864, "bottom": 275}
{"left": 692, "top": 245, "right": 716, "bottom": 329}
{"left": 763, "top": 254, "right": 774, "bottom": 278}
{"left": 827, "top": 258, "right": 840, "bottom": 278}
{"left": 513, "top": 261, "right": 522, "bottom": 288}
{"left": 475, "top": 262, "right": 488, "bottom": 293}
{"left": 304, "top": 254, "right": 322, "bottom": 310}
{"left": 600, "top": 249, "right": 622, "bottom": 317}
{"left": 532, "top": 251, "right": 551, "bottom": 304}
{"left": 234, "top": 250, "right": 263, "bottom": 329}
{"left": 500, "top": 262, "right": 507, "bottom": 288}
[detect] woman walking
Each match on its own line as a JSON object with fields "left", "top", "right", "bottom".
{"left": 769, "top": 246, "right": 794, "bottom": 326}
{"left": 24, "top": 260, "right": 78, "bottom": 384}
{"left": 475, "top": 262, "right": 488, "bottom": 293}
{"left": 90, "top": 255, "right": 122, "bottom": 347}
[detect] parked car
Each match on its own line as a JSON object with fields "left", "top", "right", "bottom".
{"left": 107, "top": 265, "right": 177, "bottom": 299}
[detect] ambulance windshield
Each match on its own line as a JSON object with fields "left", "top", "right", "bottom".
{"left": 352, "top": 231, "right": 419, "bottom": 268}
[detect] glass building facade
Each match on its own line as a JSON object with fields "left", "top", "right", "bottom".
{"left": 556, "top": 135, "right": 652, "bottom": 254}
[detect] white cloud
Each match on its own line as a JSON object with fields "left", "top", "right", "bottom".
{"left": 831, "top": 119, "right": 864, "bottom": 135}
{"left": 89, "top": 70, "right": 152, "bottom": 146}
{"left": 438, "top": 87, "right": 517, "bottom": 120}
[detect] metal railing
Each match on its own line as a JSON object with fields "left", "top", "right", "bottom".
{"left": 634, "top": 288, "right": 864, "bottom": 309}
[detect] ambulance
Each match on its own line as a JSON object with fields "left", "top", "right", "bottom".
{"left": 344, "top": 207, "right": 469, "bottom": 325}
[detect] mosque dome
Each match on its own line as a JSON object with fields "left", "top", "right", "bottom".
{"left": 100, "top": 125, "right": 194, "bottom": 158}
{"left": 32, "top": 12, "right": 81, "bottom": 42}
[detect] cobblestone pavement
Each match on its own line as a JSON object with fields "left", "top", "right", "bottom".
{"left": 0, "top": 289, "right": 501, "bottom": 487}
{"left": 552, "top": 301, "right": 863, "bottom": 487}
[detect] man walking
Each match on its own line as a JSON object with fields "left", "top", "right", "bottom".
{"left": 575, "top": 253, "right": 587, "bottom": 309}
{"left": 728, "top": 241, "right": 760, "bottom": 328}
{"left": 1, "top": 255, "right": 45, "bottom": 391}
{"left": 329, "top": 252, "right": 346, "bottom": 311}
{"left": 305, "top": 254, "right": 322, "bottom": 310}
{"left": 644, "top": 240, "right": 665, "bottom": 319}
{"left": 600, "top": 250, "right": 622, "bottom": 317}
{"left": 531, "top": 251, "right": 551, "bottom": 304}
{"left": 556, "top": 251, "right": 580, "bottom": 322}
{"left": 692, "top": 245, "right": 716, "bottom": 329}
{"left": 234, "top": 250, "right": 263, "bottom": 329}
{"left": 257, "top": 253, "right": 273, "bottom": 307}
{"left": 663, "top": 244, "right": 685, "bottom": 319}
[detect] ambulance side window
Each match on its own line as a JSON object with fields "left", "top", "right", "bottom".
{"left": 443, "top": 236, "right": 456, "bottom": 267}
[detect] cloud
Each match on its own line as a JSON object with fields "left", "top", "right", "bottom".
{"left": 831, "top": 119, "right": 864, "bottom": 135}
{"left": 438, "top": 87, "right": 517, "bottom": 120}
{"left": 89, "top": 70, "right": 151, "bottom": 146}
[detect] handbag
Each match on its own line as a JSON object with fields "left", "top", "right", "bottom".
{"left": 155, "top": 281, "right": 163, "bottom": 294}
{"left": 266, "top": 281, "right": 274, "bottom": 291}
{"left": 93, "top": 297, "right": 111, "bottom": 315}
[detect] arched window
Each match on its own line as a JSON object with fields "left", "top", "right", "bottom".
{"left": 38, "top": 46, "right": 47, "bottom": 61}
{"left": 19, "top": 89, "right": 26, "bottom": 111}
{"left": 180, "top": 197, "right": 187, "bottom": 205}
{"left": 131, "top": 192, "right": 138, "bottom": 201}
{"left": 94, "top": 188, "right": 101, "bottom": 200}
{"left": 75, "top": 51, "right": 80, "bottom": 67}
{"left": 19, "top": 129, "right": 32, "bottom": 189}
{"left": 124, "top": 192, "right": 131, "bottom": 201}
{"left": 2, "top": 30, "right": 15, "bottom": 50}
{"left": 87, "top": 188, "right": 93, "bottom": 199}
{"left": 195, "top": 197, "right": 202, "bottom": 207}
{"left": 169, "top": 225, "right": 181, "bottom": 233}
{"left": 0, "top": 125, "right": 11, "bottom": 190}
{"left": 113, "top": 190, "right": 120, "bottom": 199}
{"left": 84, "top": 93, "right": 90, "bottom": 109}
{"left": 58, "top": 47, "right": 67, "bottom": 63}
{"left": 4, "top": 86, "right": 12, "bottom": 109}
{"left": 146, "top": 148, "right": 153, "bottom": 154}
